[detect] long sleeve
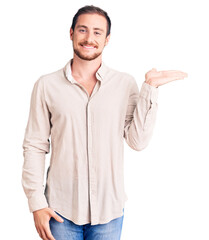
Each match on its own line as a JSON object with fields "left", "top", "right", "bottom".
{"left": 21, "top": 77, "right": 51, "bottom": 212}
{"left": 123, "top": 80, "right": 158, "bottom": 151}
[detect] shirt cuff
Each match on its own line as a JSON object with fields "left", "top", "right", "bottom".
{"left": 139, "top": 81, "right": 159, "bottom": 103}
{"left": 28, "top": 194, "right": 49, "bottom": 213}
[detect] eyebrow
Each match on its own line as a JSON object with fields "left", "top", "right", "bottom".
{"left": 76, "top": 25, "right": 104, "bottom": 32}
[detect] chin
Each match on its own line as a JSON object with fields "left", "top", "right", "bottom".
{"left": 74, "top": 50, "right": 102, "bottom": 61}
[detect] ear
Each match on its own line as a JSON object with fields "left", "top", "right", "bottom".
{"left": 70, "top": 28, "right": 74, "bottom": 40}
{"left": 105, "top": 34, "right": 111, "bottom": 46}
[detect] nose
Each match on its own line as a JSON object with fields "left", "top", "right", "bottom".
{"left": 85, "top": 31, "right": 94, "bottom": 44}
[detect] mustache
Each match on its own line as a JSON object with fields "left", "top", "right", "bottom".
{"left": 79, "top": 41, "right": 98, "bottom": 48}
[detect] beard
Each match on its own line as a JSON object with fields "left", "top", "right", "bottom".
{"left": 74, "top": 48, "right": 102, "bottom": 61}
{"left": 73, "top": 41, "right": 104, "bottom": 61}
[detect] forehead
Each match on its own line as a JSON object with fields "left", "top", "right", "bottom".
{"left": 76, "top": 13, "right": 107, "bottom": 30}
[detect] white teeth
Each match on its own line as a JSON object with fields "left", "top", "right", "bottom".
{"left": 83, "top": 45, "right": 95, "bottom": 49}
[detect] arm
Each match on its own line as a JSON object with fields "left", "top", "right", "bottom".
{"left": 22, "top": 77, "right": 64, "bottom": 240}
{"left": 123, "top": 79, "right": 158, "bottom": 151}
{"left": 123, "top": 67, "right": 188, "bottom": 151}
{"left": 21, "top": 77, "right": 51, "bottom": 213}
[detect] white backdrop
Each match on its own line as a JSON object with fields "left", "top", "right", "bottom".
{"left": 0, "top": 0, "right": 209, "bottom": 239}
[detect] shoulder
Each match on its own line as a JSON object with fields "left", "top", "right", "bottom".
{"left": 32, "top": 66, "right": 65, "bottom": 93}
{"left": 103, "top": 63, "right": 136, "bottom": 85}
{"left": 38, "top": 67, "right": 64, "bottom": 84}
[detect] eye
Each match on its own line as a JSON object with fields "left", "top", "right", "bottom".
{"left": 95, "top": 32, "right": 101, "bottom": 36}
{"left": 79, "top": 29, "right": 86, "bottom": 33}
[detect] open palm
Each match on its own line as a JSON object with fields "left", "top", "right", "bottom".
{"left": 145, "top": 68, "right": 188, "bottom": 88}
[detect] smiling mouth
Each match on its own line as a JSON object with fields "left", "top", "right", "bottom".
{"left": 81, "top": 44, "right": 97, "bottom": 49}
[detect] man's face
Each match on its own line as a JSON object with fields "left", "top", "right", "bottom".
{"left": 70, "top": 13, "right": 110, "bottom": 61}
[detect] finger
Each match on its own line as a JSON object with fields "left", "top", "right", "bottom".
{"left": 174, "top": 72, "right": 188, "bottom": 78}
{"left": 160, "top": 71, "right": 188, "bottom": 79}
{"left": 51, "top": 211, "right": 64, "bottom": 223}
{"left": 171, "top": 71, "right": 187, "bottom": 76}
{"left": 170, "top": 72, "right": 187, "bottom": 78}
{"left": 40, "top": 228, "right": 48, "bottom": 240}
{"left": 160, "top": 70, "right": 188, "bottom": 76}
{"left": 162, "top": 76, "right": 185, "bottom": 82}
{"left": 45, "top": 223, "right": 55, "bottom": 240}
{"left": 159, "top": 70, "right": 185, "bottom": 73}
{"left": 36, "top": 226, "right": 42, "bottom": 239}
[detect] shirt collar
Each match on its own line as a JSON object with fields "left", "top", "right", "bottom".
{"left": 64, "top": 58, "right": 107, "bottom": 84}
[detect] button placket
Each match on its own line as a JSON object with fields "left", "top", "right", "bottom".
{"left": 87, "top": 102, "right": 98, "bottom": 222}
{"left": 85, "top": 82, "right": 102, "bottom": 223}
{"left": 73, "top": 79, "right": 101, "bottom": 222}
{"left": 72, "top": 79, "right": 99, "bottom": 222}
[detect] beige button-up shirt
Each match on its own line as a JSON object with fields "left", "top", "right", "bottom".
{"left": 22, "top": 59, "right": 159, "bottom": 225}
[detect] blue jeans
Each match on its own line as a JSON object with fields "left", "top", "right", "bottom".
{"left": 49, "top": 209, "right": 124, "bottom": 240}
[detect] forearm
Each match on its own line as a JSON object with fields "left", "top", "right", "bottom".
{"left": 124, "top": 82, "right": 158, "bottom": 151}
{"left": 22, "top": 148, "right": 49, "bottom": 212}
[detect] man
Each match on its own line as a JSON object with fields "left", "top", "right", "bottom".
{"left": 21, "top": 5, "right": 188, "bottom": 240}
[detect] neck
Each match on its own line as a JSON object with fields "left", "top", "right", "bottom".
{"left": 71, "top": 54, "right": 102, "bottom": 80}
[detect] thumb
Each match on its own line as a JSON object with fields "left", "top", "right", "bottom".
{"left": 50, "top": 210, "right": 64, "bottom": 223}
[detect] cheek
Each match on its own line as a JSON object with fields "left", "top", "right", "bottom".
{"left": 73, "top": 34, "right": 82, "bottom": 42}
{"left": 73, "top": 38, "right": 82, "bottom": 47}
{"left": 98, "top": 38, "right": 106, "bottom": 47}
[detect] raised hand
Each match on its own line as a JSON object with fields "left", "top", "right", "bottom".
{"left": 33, "top": 207, "right": 64, "bottom": 240}
{"left": 145, "top": 68, "right": 188, "bottom": 88}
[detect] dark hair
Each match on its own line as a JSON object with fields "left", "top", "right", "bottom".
{"left": 71, "top": 5, "right": 111, "bottom": 37}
